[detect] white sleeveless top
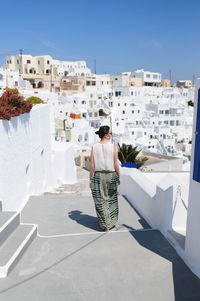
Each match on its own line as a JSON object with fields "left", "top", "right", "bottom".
{"left": 92, "top": 142, "right": 115, "bottom": 171}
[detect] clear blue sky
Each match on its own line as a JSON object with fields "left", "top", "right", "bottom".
{"left": 0, "top": 0, "right": 200, "bottom": 82}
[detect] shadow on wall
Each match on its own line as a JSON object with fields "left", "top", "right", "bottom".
{"left": 2, "top": 110, "right": 30, "bottom": 133}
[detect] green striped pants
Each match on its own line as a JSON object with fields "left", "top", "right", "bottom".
{"left": 91, "top": 171, "right": 119, "bottom": 230}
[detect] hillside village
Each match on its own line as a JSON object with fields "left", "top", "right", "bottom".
{"left": 0, "top": 54, "right": 195, "bottom": 171}
{"left": 0, "top": 53, "right": 200, "bottom": 300}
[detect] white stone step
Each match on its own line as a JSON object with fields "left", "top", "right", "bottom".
{"left": 0, "top": 212, "right": 20, "bottom": 247}
{"left": 0, "top": 224, "right": 37, "bottom": 278}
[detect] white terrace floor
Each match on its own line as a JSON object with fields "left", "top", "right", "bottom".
{"left": 0, "top": 167, "right": 200, "bottom": 301}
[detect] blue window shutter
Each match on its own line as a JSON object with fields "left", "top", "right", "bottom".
{"left": 193, "top": 89, "right": 200, "bottom": 182}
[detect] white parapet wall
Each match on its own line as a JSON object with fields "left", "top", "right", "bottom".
{"left": 119, "top": 168, "right": 189, "bottom": 233}
{"left": 51, "top": 141, "right": 77, "bottom": 185}
{"left": 118, "top": 168, "right": 157, "bottom": 228}
{"left": 0, "top": 104, "right": 77, "bottom": 211}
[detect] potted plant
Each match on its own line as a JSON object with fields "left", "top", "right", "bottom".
{"left": 0, "top": 88, "right": 33, "bottom": 120}
{"left": 117, "top": 143, "right": 147, "bottom": 168}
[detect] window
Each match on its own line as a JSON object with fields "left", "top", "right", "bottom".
{"left": 153, "top": 74, "right": 158, "bottom": 79}
{"left": 27, "top": 60, "right": 31, "bottom": 64}
{"left": 47, "top": 60, "right": 50, "bottom": 64}
{"left": 132, "top": 131, "right": 134, "bottom": 135}
{"left": 118, "top": 103, "right": 120, "bottom": 106}
{"left": 82, "top": 100, "right": 86, "bottom": 104}
{"left": 122, "top": 110, "right": 125, "bottom": 114}
{"left": 89, "top": 112, "right": 92, "bottom": 117}
{"left": 115, "top": 91, "right": 121, "bottom": 97}
{"left": 115, "top": 78, "right": 118, "bottom": 80}
{"left": 124, "top": 103, "right": 127, "bottom": 106}
{"left": 138, "top": 110, "right": 140, "bottom": 113}
{"left": 132, "top": 110, "right": 134, "bottom": 114}
{"left": 94, "top": 112, "right": 98, "bottom": 117}
{"left": 17, "top": 60, "right": 19, "bottom": 64}
{"left": 146, "top": 74, "right": 151, "bottom": 78}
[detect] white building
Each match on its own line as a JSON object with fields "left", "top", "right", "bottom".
{"left": 52, "top": 59, "right": 91, "bottom": 77}
{"left": 0, "top": 68, "right": 28, "bottom": 91}
{"left": 177, "top": 80, "right": 193, "bottom": 88}
{"left": 130, "top": 69, "right": 162, "bottom": 87}
{"left": 5, "top": 54, "right": 91, "bottom": 77}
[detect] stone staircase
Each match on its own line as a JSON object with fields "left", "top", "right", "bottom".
{"left": 0, "top": 167, "right": 87, "bottom": 278}
{"left": 0, "top": 201, "right": 37, "bottom": 278}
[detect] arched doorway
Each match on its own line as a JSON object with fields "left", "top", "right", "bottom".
{"left": 38, "top": 81, "right": 44, "bottom": 88}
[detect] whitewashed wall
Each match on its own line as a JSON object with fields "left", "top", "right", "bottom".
{"left": 0, "top": 104, "right": 76, "bottom": 211}
{"left": 185, "top": 79, "right": 200, "bottom": 278}
{"left": 144, "top": 157, "right": 183, "bottom": 171}
{"left": 118, "top": 168, "right": 156, "bottom": 228}
{"left": 51, "top": 141, "right": 76, "bottom": 185}
{"left": 119, "top": 169, "right": 189, "bottom": 232}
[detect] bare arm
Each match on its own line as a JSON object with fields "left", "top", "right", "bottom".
{"left": 89, "top": 148, "right": 95, "bottom": 183}
{"left": 114, "top": 145, "right": 120, "bottom": 177}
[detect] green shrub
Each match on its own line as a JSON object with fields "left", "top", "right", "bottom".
{"left": 26, "top": 96, "right": 45, "bottom": 104}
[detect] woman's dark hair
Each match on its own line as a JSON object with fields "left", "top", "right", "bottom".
{"left": 95, "top": 125, "right": 110, "bottom": 139}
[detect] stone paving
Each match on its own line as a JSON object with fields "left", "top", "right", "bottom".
{"left": 47, "top": 167, "right": 91, "bottom": 196}
{"left": 0, "top": 167, "right": 200, "bottom": 301}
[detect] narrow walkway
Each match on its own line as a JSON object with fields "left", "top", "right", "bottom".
{"left": 0, "top": 167, "right": 200, "bottom": 301}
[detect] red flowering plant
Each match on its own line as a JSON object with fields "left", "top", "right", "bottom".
{"left": 3, "top": 87, "right": 19, "bottom": 96}
{"left": 0, "top": 87, "right": 33, "bottom": 120}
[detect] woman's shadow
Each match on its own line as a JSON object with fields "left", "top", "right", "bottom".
{"left": 68, "top": 210, "right": 101, "bottom": 231}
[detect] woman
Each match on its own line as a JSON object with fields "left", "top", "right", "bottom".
{"left": 90, "top": 125, "right": 120, "bottom": 232}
